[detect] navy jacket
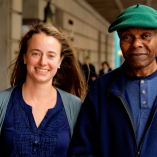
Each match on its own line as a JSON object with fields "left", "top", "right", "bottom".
{"left": 68, "top": 62, "right": 157, "bottom": 157}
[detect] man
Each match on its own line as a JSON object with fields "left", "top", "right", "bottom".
{"left": 82, "top": 56, "right": 97, "bottom": 88}
{"left": 68, "top": 4, "right": 157, "bottom": 157}
{"left": 99, "top": 61, "right": 112, "bottom": 76}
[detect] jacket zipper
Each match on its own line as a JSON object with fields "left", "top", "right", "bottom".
{"left": 135, "top": 108, "right": 157, "bottom": 157}
{"left": 111, "top": 93, "right": 157, "bottom": 157}
{"left": 111, "top": 94, "right": 138, "bottom": 148}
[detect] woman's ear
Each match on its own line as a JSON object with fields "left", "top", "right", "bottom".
{"left": 59, "top": 56, "right": 64, "bottom": 67}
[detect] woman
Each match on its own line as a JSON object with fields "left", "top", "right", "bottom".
{"left": 0, "top": 23, "right": 86, "bottom": 156}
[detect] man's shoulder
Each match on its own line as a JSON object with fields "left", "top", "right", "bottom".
{"left": 86, "top": 67, "right": 123, "bottom": 103}
{"left": 88, "top": 67, "right": 121, "bottom": 92}
{"left": 97, "top": 67, "right": 120, "bottom": 82}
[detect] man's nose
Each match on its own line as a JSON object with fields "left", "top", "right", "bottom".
{"left": 131, "top": 38, "right": 143, "bottom": 48}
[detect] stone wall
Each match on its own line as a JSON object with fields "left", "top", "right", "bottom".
{"left": 0, "top": 0, "right": 115, "bottom": 91}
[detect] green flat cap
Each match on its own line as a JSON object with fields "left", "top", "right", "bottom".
{"left": 108, "top": 4, "right": 157, "bottom": 33}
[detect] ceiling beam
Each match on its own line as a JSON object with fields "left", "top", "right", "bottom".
{"left": 113, "top": 0, "right": 125, "bottom": 12}
{"left": 146, "top": 0, "right": 152, "bottom": 7}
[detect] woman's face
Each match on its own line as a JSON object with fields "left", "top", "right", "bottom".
{"left": 23, "top": 33, "right": 63, "bottom": 85}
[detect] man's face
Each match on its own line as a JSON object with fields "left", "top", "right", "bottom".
{"left": 119, "top": 27, "right": 157, "bottom": 70}
{"left": 103, "top": 63, "right": 108, "bottom": 69}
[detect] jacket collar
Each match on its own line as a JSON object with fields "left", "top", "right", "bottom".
{"left": 107, "top": 61, "right": 128, "bottom": 96}
{"left": 108, "top": 57, "right": 157, "bottom": 96}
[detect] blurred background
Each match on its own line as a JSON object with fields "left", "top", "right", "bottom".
{"left": 0, "top": 0, "right": 156, "bottom": 91}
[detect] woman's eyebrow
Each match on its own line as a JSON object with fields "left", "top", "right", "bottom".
{"left": 30, "top": 49, "right": 41, "bottom": 52}
{"left": 30, "top": 49, "right": 57, "bottom": 54}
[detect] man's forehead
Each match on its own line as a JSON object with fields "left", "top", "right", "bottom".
{"left": 118, "top": 27, "right": 156, "bottom": 34}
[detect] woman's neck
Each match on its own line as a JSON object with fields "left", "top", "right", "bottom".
{"left": 22, "top": 81, "right": 56, "bottom": 105}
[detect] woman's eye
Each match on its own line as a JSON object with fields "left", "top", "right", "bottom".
{"left": 33, "top": 53, "right": 39, "bottom": 56}
{"left": 49, "top": 55, "right": 54, "bottom": 58}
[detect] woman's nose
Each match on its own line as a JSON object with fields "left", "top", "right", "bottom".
{"left": 39, "top": 55, "right": 47, "bottom": 66}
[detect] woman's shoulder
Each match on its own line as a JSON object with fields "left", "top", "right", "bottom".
{"left": 56, "top": 88, "right": 82, "bottom": 137}
{"left": 0, "top": 86, "right": 16, "bottom": 99}
{"left": 56, "top": 88, "right": 82, "bottom": 104}
{"left": 0, "top": 86, "right": 16, "bottom": 129}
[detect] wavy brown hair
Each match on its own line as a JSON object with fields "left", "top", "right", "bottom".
{"left": 8, "top": 23, "right": 87, "bottom": 101}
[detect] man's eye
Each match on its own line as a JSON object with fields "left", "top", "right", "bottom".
{"left": 121, "top": 35, "right": 131, "bottom": 40}
{"left": 144, "top": 34, "right": 150, "bottom": 38}
{"left": 125, "top": 36, "right": 130, "bottom": 39}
